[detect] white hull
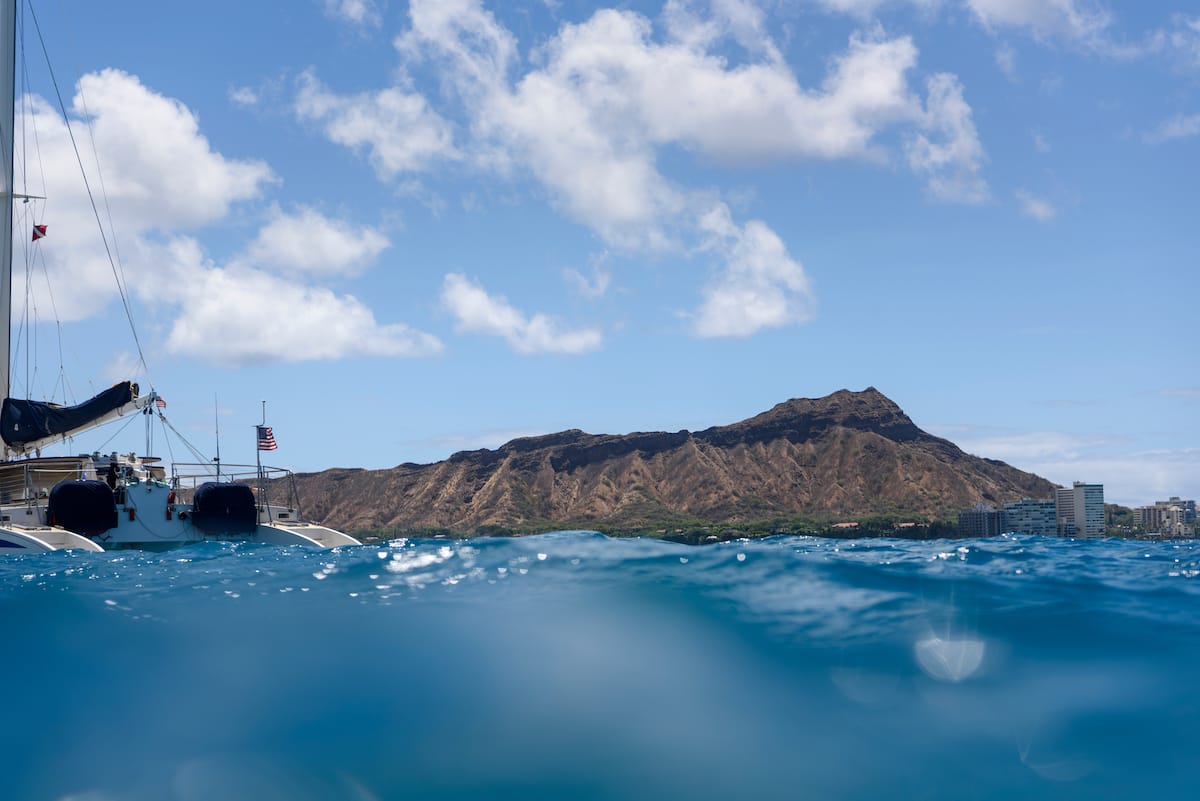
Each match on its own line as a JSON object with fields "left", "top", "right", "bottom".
{"left": 0, "top": 522, "right": 104, "bottom": 552}
{"left": 0, "top": 456, "right": 360, "bottom": 552}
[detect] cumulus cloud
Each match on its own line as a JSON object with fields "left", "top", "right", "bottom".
{"left": 965, "top": 0, "right": 1112, "bottom": 44}
{"left": 905, "top": 73, "right": 988, "bottom": 203}
{"left": 441, "top": 273, "right": 603, "bottom": 354}
{"left": 14, "top": 71, "right": 440, "bottom": 366}
{"left": 62, "top": 70, "right": 273, "bottom": 230}
{"left": 1015, "top": 189, "right": 1056, "bottom": 222}
{"left": 395, "top": 2, "right": 986, "bottom": 224}
{"left": 294, "top": 70, "right": 458, "bottom": 178}
{"left": 1143, "top": 112, "right": 1200, "bottom": 144}
{"left": 13, "top": 71, "right": 274, "bottom": 320}
{"left": 692, "top": 204, "right": 815, "bottom": 337}
{"left": 228, "top": 86, "right": 259, "bottom": 107}
{"left": 241, "top": 205, "right": 390, "bottom": 277}
{"left": 166, "top": 262, "right": 444, "bottom": 364}
{"left": 324, "top": 0, "right": 382, "bottom": 27}
{"left": 357, "top": 1, "right": 984, "bottom": 334}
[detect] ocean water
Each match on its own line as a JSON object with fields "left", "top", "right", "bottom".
{"left": 3, "top": 533, "right": 1198, "bottom": 801}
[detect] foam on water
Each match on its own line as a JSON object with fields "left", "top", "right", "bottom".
{"left": 3, "top": 533, "right": 1198, "bottom": 800}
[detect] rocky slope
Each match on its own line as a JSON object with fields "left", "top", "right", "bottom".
{"left": 291, "top": 387, "right": 1056, "bottom": 534}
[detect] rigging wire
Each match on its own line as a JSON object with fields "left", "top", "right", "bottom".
{"left": 26, "top": 2, "right": 151, "bottom": 386}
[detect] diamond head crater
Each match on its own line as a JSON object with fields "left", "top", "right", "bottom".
{"left": 287, "top": 388, "right": 1058, "bottom": 542}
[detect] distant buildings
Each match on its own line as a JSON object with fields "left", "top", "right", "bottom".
{"left": 1135, "top": 497, "right": 1197, "bottom": 537}
{"left": 1057, "top": 482, "right": 1105, "bottom": 537}
{"left": 1002, "top": 498, "right": 1057, "bottom": 537}
{"left": 958, "top": 503, "right": 1003, "bottom": 537}
{"left": 956, "top": 482, "right": 1105, "bottom": 537}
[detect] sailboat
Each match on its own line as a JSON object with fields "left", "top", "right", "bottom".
{"left": 0, "top": 1, "right": 359, "bottom": 552}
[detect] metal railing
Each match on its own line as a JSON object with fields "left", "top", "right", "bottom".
{"left": 0, "top": 459, "right": 90, "bottom": 505}
{"left": 169, "top": 462, "right": 302, "bottom": 515}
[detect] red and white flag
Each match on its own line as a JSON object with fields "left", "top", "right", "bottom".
{"left": 155, "top": 396, "right": 167, "bottom": 409}
{"left": 32, "top": 224, "right": 47, "bottom": 241}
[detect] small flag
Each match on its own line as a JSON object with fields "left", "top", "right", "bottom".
{"left": 155, "top": 396, "right": 167, "bottom": 409}
{"left": 257, "top": 425, "right": 277, "bottom": 451}
{"left": 32, "top": 224, "right": 47, "bottom": 241}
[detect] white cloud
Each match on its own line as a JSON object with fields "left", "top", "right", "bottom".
{"left": 954, "top": 430, "right": 1112, "bottom": 462}
{"left": 965, "top": 0, "right": 1112, "bottom": 44}
{"left": 1015, "top": 189, "right": 1056, "bottom": 222}
{"left": 994, "top": 42, "right": 1017, "bottom": 80}
{"left": 166, "top": 260, "right": 444, "bottom": 365}
{"left": 1031, "top": 129, "right": 1051, "bottom": 152}
{"left": 256, "top": 0, "right": 989, "bottom": 342}
{"left": 324, "top": 0, "right": 382, "bottom": 27}
{"left": 1163, "top": 14, "right": 1200, "bottom": 70}
{"left": 1144, "top": 112, "right": 1200, "bottom": 144}
{"left": 806, "top": 0, "right": 941, "bottom": 18}
{"left": 294, "top": 70, "right": 458, "bottom": 178}
{"left": 13, "top": 71, "right": 275, "bottom": 320}
{"left": 241, "top": 205, "right": 390, "bottom": 277}
{"left": 228, "top": 86, "right": 259, "bottom": 107}
{"left": 397, "top": 2, "right": 987, "bottom": 231}
{"left": 941, "top": 427, "right": 1199, "bottom": 507}
{"left": 564, "top": 258, "right": 613, "bottom": 299}
{"left": 66, "top": 70, "right": 273, "bottom": 230}
{"left": 1028, "top": 450, "right": 1200, "bottom": 508}
{"left": 440, "top": 273, "right": 603, "bottom": 354}
{"left": 692, "top": 204, "right": 815, "bottom": 337}
{"left": 12, "top": 71, "right": 439, "bottom": 366}
{"left": 905, "top": 73, "right": 988, "bottom": 203}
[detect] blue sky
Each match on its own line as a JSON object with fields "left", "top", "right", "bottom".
{"left": 8, "top": 0, "right": 1198, "bottom": 507}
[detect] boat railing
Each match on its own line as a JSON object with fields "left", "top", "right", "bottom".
{"left": 0, "top": 458, "right": 91, "bottom": 505}
{"left": 169, "top": 462, "right": 302, "bottom": 513}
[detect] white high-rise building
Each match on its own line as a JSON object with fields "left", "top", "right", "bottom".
{"left": 1056, "top": 482, "right": 1104, "bottom": 536}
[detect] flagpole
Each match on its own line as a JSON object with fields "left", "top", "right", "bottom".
{"left": 257, "top": 401, "right": 267, "bottom": 519}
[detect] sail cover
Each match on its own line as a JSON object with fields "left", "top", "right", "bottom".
{"left": 1, "top": 381, "right": 138, "bottom": 447}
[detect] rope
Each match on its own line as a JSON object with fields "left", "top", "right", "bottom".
{"left": 27, "top": 3, "right": 151, "bottom": 384}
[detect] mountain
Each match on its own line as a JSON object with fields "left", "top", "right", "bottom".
{"left": 291, "top": 388, "right": 1056, "bottom": 535}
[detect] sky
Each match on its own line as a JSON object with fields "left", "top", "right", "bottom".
{"left": 5, "top": 0, "right": 1197, "bottom": 508}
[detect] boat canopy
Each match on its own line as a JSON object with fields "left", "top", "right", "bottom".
{"left": 1, "top": 381, "right": 139, "bottom": 448}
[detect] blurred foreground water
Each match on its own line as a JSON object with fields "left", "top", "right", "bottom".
{"left": 3, "top": 532, "right": 1198, "bottom": 800}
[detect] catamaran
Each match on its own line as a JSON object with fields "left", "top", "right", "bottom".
{"left": 0, "top": 1, "right": 359, "bottom": 552}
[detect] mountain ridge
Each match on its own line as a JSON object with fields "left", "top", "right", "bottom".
{"left": 291, "top": 387, "right": 1056, "bottom": 535}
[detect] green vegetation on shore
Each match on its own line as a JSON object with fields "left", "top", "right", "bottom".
{"left": 353, "top": 513, "right": 962, "bottom": 544}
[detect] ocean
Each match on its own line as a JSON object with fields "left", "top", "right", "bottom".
{"left": 3, "top": 532, "right": 1198, "bottom": 801}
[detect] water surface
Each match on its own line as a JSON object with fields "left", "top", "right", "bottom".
{"left": 4, "top": 533, "right": 1198, "bottom": 800}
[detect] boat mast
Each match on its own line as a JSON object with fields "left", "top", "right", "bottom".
{"left": 0, "top": 0, "right": 15, "bottom": 403}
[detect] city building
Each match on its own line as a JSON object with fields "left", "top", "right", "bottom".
{"left": 1156, "top": 497, "right": 1196, "bottom": 524}
{"left": 1136, "top": 497, "right": 1196, "bottom": 537}
{"left": 958, "top": 502, "right": 1003, "bottom": 537}
{"left": 1002, "top": 499, "right": 1057, "bottom": 536}
{"left": 1056, "top": 482, "right": 1104, "bottom": 537}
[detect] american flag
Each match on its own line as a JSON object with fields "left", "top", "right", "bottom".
{"left": 257, "top": 425, "right": 277, "bottom": 451}
{"left": 155, "top": 396, "right": 167, "bottom": 409}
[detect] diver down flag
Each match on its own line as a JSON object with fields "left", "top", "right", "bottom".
{"left": 32, "top": 224, "right": 47, "bottom": 241}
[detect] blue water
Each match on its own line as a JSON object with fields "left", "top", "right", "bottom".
{"left": 4, "top": 533, "right": 1198, "bottom": 801}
